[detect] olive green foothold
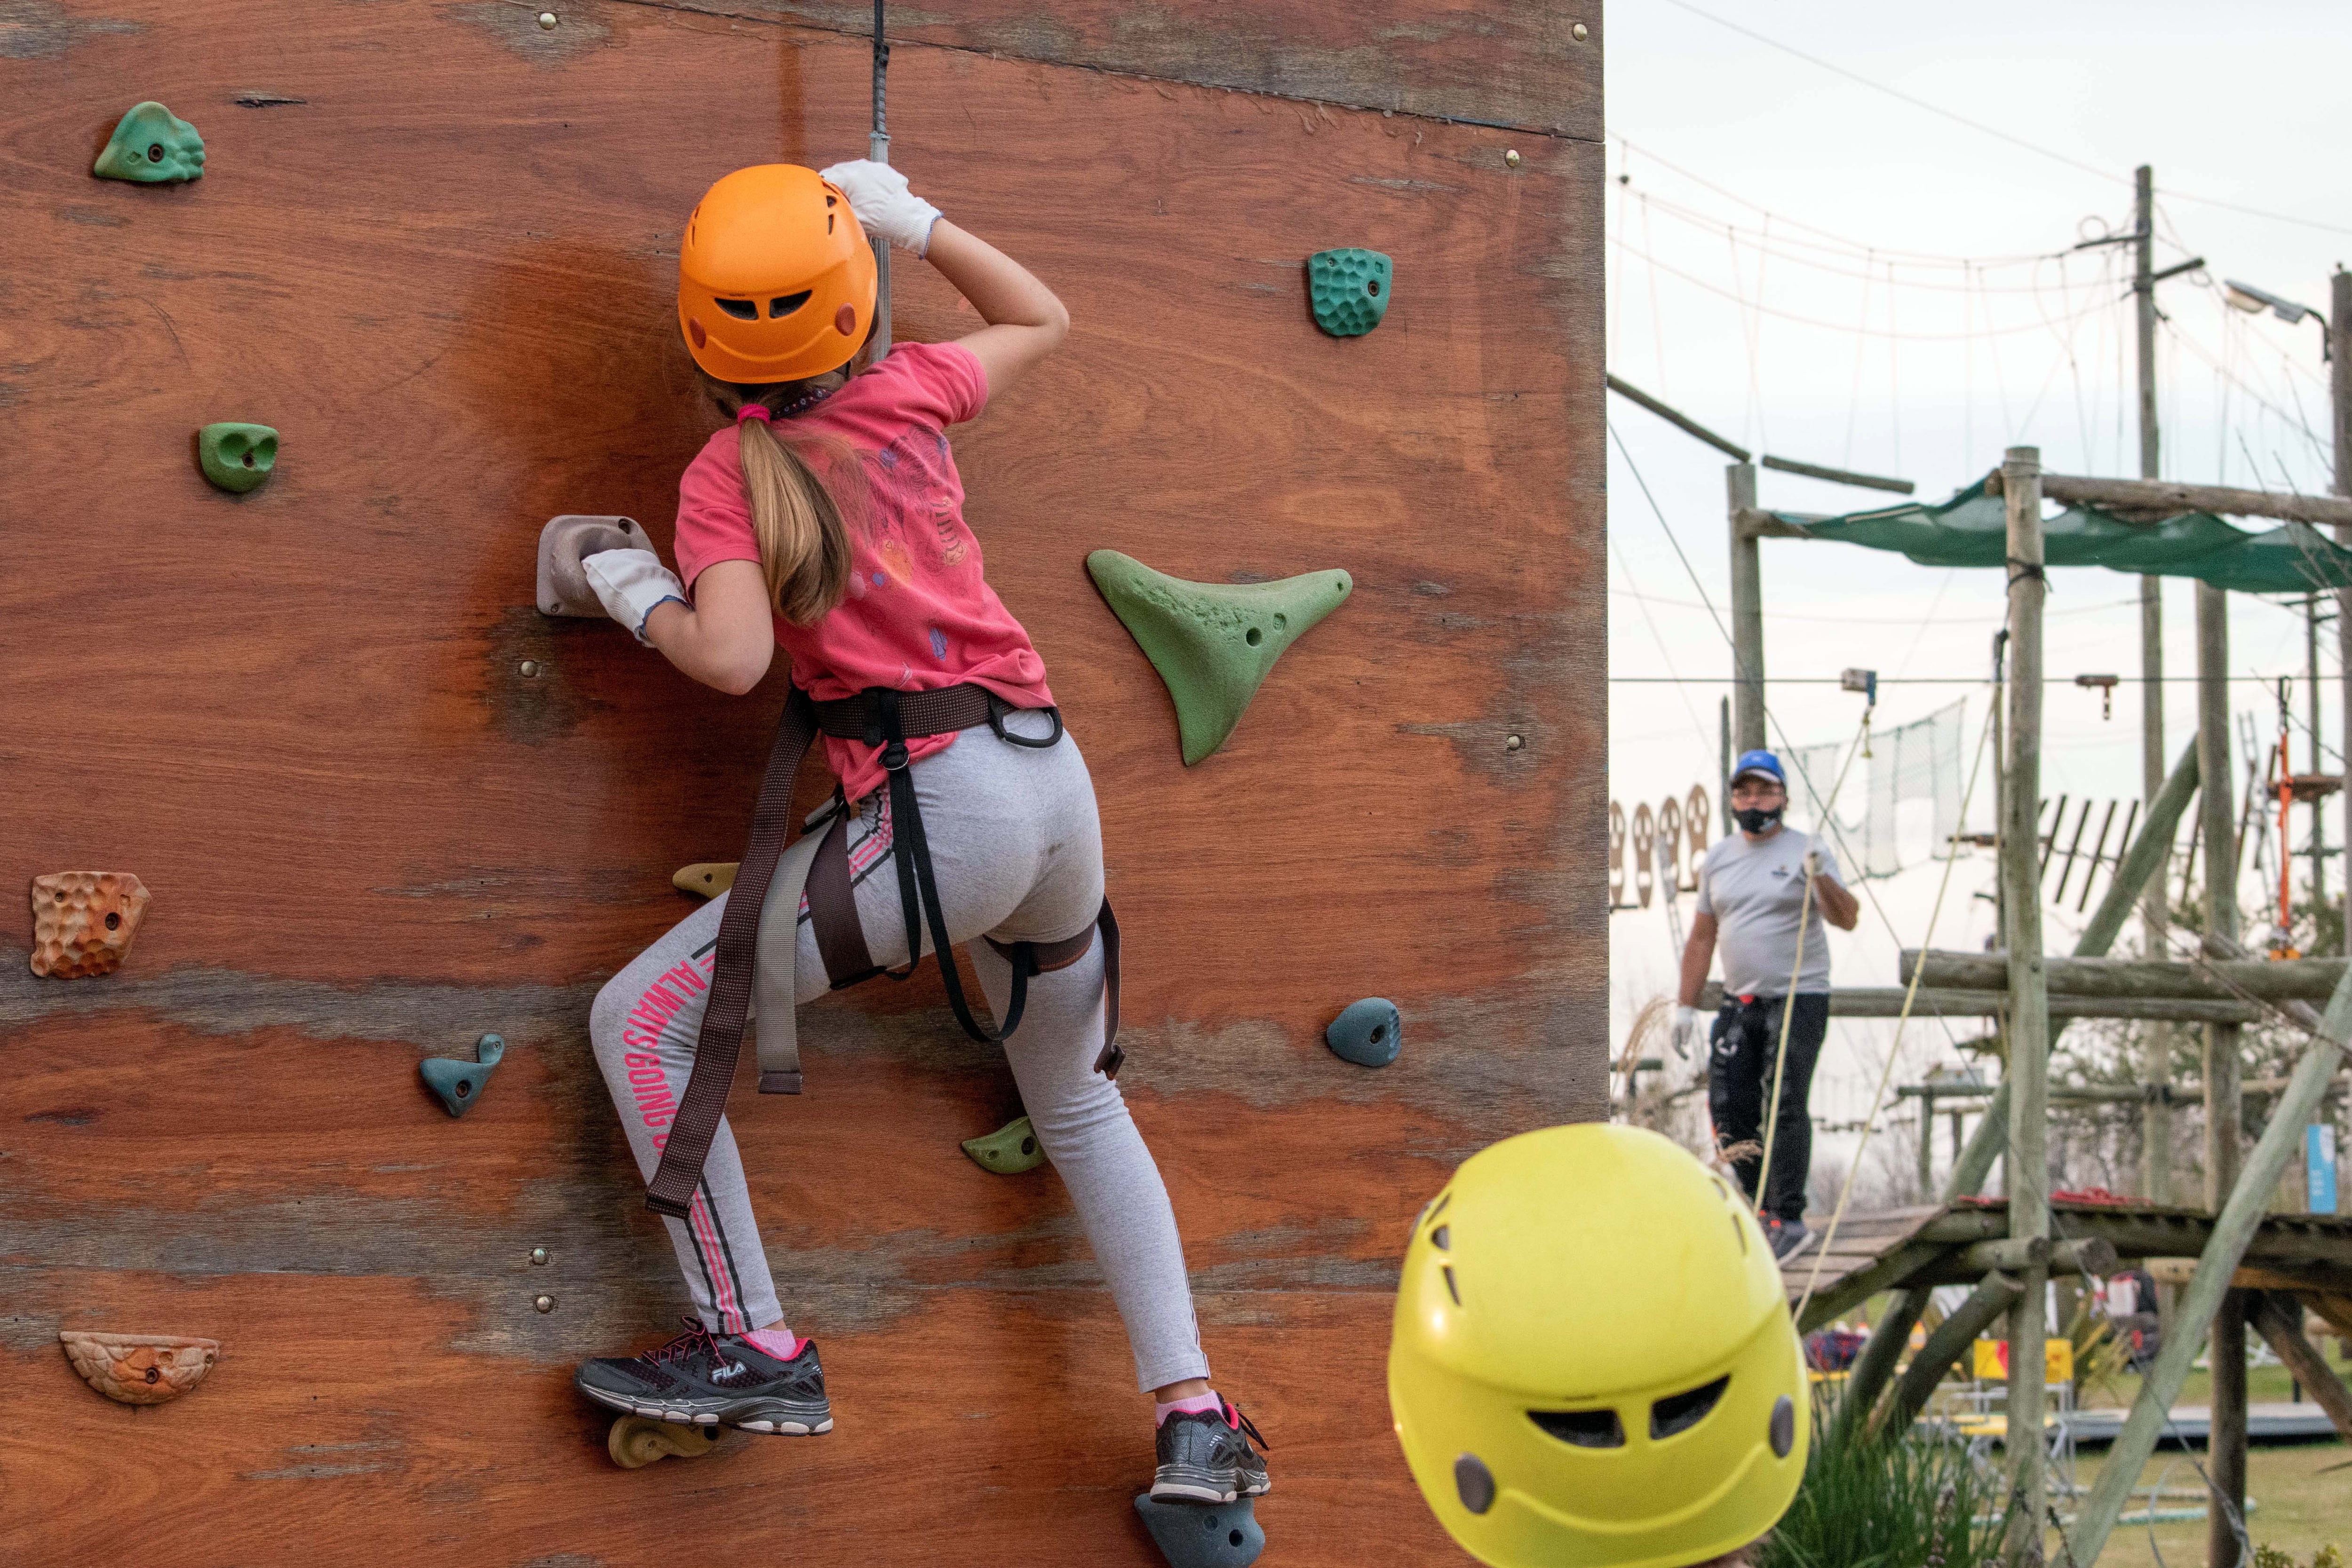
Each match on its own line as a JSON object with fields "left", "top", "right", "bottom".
{"left": 420, "top": 1033, "right": 504, "bottom": 1118}
{"left": 608, "top": 1415, "right": 720, "bottom": 1468}
{"left": 1306, "top": 248, "right": 1391, "bottom": 337}
{"left": 93, "top": 102, "right": 207, "bottom": 183}
{"left": 1086, "top": 551, "right": 1353, "bottom": 765}
{"left": 961, "top": 1115, "right": 1046, "bottom": 1174}
{"left": 198, "top": 423, "right": 278, "bottom": 493}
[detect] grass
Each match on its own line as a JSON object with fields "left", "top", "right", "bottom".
{"left": 2066, "top": 1439, "right": 2348, "bottom": 1568}
{"left": 1757, "top": 1396, "right": 2005, "bottom": 1568}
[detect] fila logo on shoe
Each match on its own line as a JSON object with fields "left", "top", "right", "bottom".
{"left": 708, "top": 1358, "right": 751, "bottom": 1385}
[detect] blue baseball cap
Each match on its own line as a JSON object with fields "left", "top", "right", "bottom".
{"left": 1729, "top": 749, "right": 1785, "bottom": 787}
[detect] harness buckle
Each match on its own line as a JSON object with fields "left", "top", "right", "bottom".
{"left": 881, "top": 739, "right": 911, "bottom": 771}
{"left": 986, "top": 694, "right": 1064, "bottom": 750}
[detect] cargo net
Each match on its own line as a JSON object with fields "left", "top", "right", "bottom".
{"left": 1787, "top": 699, "right": 1964, "bottom": 880}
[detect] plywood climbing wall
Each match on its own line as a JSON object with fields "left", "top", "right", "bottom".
{"left": 0, "top": 1, "right": 1602, "bottom": 1561}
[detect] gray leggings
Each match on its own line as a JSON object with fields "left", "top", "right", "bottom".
{"left": 588, "top": 714, "right": 1208, "bottom": 1392}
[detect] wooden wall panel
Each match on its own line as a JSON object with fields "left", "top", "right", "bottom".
{"left": 0, "top": 0, "right": 1600, "bottom": 1561}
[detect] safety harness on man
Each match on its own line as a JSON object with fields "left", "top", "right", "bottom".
{"left": 644, "top": 682, "right": 1121, "bottom": 1219}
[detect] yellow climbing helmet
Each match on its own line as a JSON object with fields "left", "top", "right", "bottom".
{"left": 1388, "top": 1124, "right": 1808, "bottom": 1568}
{"left": 678, "top": 164, "right": 876, "bottom": 385}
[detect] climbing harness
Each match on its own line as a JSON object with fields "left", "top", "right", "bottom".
{"left": 644, "top": 682, "right": 1122, "bottom": 1220}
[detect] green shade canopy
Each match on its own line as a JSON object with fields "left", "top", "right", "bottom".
{"left": 1775, "top": 474, "right": 2352, "bottom": 594}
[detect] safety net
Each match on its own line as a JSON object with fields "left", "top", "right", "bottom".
{"left": 1773, "top": 473, "right": 2352, "bottom": 594}
{"left": 1787, "top": 700, "right": 1966, "bottom": 880}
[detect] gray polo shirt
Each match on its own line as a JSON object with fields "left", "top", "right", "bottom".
{"left": 1696, "top": 827, "right": 1840, "bottom": 997}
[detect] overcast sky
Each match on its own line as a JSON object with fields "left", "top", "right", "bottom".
{"left": 1601, "top": 2, "right": 2352, "bottom": 1180}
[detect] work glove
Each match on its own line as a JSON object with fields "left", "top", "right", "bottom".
{"left": 819, "top": 159, "right": 943, "bottom": 256}
{"left": 583, "top": 548, "right": 686, "bottom": 646}
{"left": 1671, "top": 1004, "right": 1701, "bottom": 1060}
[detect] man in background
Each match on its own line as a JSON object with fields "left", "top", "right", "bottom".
{"left": 1674, "top": 750, "right": 1859, "bottom": 1259}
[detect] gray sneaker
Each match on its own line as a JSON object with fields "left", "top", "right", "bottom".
{"left": 1765, "top": 1217, "right": 1814, "bottom": 1262}
{"left": 1151, "top": 1401, "right": 1270, "bottom": 1504}
{"left": 574, "top": 1318, "right": 833, "bottom": 1434}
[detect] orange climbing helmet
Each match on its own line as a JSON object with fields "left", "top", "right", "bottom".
{"left": 678, "top": 164, "right": 876, "bottom": 385}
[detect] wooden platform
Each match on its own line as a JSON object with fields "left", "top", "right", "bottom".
{"left": 1785, "top": 1199, "right": 2352, "bottom": 1333}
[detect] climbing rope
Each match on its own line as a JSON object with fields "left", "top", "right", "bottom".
{"left": 1791, "top": 701, "right": 1995, "bottom": 1324}
{"left": 866, "top": 0, "right": 893, "bottom": 359}
{"left": 1751, "top": 705, "right": 1872, "bottom": 1209}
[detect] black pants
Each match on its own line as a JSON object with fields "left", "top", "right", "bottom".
{"left": 1707, "top": 993, "right": 1829, "bottom": 1223}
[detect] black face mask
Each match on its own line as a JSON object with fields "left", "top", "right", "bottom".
{"left": 1733, "top": 805, "right": 1783, "bottom": 834}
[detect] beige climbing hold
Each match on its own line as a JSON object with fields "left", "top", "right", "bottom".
{"left": 608, "top": 1415, "right": 720, "bottom": 1467}
{"left": 673, "top": 863, "right": 738, "bottom": 899}
{"left": 60, "top": 1331, "right": 219, "bottom": 1405}
{"left": 29, "top": 871, "right": 151, "bottom": 978}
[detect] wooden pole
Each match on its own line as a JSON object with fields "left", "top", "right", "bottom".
{"left": 1901, "top": 952, "right": 2346, "bottom": 1003}
{"left": 2332, "top": 269, "right": 2352, "bottom": 964}
{"left": 1835, "top": 1284, "right": 1930, "bottom": 1438}
{"left": 1729, "top": 462, "right": 1765, "bottom": 752}
{"left": 1999, "top": 445, "right": 2049, "bottom": 1568}
{"left": 2066, "top": 970, "right": 2352, "bottom": 1566}
{"left": 2195, "top": 576, "right": 2248, "bottom": 1568}
{"left": 2248, "top": 1290, "right": 2352, "bottom": 1444}
{"left": 2025, "top": 473, "right": 2352, "bottom": 528}
{"left": 2139, "top": 181, "right": 2174, "bottom": 1196}
{"left": 1875, "top": 1271, "right": 2026, "bottom": 1435}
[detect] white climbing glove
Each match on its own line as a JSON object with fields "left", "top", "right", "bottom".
{"left": 1671, "top": 1005, "right": 1701, "bottom": 1059}
{"left": 819, "top": 159, "right": 943, "bottom": 256}
{"left": 582, "top": 548, "right": 686, "bottom": 646}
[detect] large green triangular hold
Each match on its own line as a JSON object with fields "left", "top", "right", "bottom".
{"left": 1087, "top": 550, "right": 1352, "bottom": 765}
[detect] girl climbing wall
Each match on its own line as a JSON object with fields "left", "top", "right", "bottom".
{"left": 568, "top": 159, "right": 1270, "bottom": 1506}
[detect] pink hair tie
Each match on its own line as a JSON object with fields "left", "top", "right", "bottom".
{"left": 737, "top": 404, "right": 773, "bottom": 424}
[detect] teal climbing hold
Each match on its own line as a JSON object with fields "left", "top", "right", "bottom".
{"left": 961, "top": 1115, "right": 1047, "bottom": 1174}
{"left": 1326, "top": 998, "right": 1402, "bottom": 1068}
{"left": 92, "top": 102, "right": 206, "bottom": 183}
{"left": 1086, "top": 551, "right": 1352, "bottom": 766}
{"left": 1134, "top": 1495, "right": 1264, "bottom": 1568}
{"left": 420, "top": 1033, "right": 504, "bottom": 1117}
{"left": 198, "top": 423, "right": 278, "bottom": 493}
{"left": 1306, "top": 248, "right": 1390, "bottom": 337}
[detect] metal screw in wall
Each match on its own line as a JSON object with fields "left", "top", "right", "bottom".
{"left": 530, "top": 1247, "right": 550, "bottom": 1266}
{"left": 1505, "top": 734, "right": 1525, "bottom": 752}
{"left": 518, "top": 660, "right": 541, "bottom": 678}
{"left": 534, "top": 1295, "right": 556, "bottom": 1314}
{"left": 1504, "top": 149, "right": 1521, "bottom": 168}
{"left": 1573, "top": 23, "right": 1589, "bottom": 41}
{"left": 538, "top": 11, "right": 557, "bottom": 27}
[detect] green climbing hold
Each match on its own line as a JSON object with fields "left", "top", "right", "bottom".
{"left": 92, "top": 102, "right": 206, "bottom": 184}
{"left": 1087, "top": 551, "right": 1352, "bottom": 765}
{"left": 961, "top": 1115, "right": 1047, "bottom": 1175}
{"left": 198, "top": 423, "right": 278, "bottom": 493}
{"left": 1306, "top": 248, "right": 1391, "bottom": 337}
{"left": 420, "top": 1033, "right": 504, "bottom": 1118}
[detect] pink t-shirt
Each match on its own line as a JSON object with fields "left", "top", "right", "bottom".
{"left": 671, "top": 341, "right": 1056, "bottom": 802}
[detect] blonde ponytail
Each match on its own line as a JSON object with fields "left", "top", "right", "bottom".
{"left": 736, "top": 413, "right": 857, "bottom": 625}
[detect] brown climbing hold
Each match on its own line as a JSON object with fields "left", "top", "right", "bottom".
{"left": 29, "top": 871, "right": 151, "bottom": 978}
{"left": 59, "top": 1331, "right": 219, "bottom": 1405}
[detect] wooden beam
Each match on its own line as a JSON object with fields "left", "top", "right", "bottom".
{"left": 1606, "top": 374, "right": 1749, "bottom": 461}
{"left": 1834, "top": 1285, "right": 1930, "bottom": 1440}
{"left": 1698, "top": 980, "right": 2260, "bottom": 1023}
{"left": 1903, "top": 950, "right": 2346, "bottom": 1003}
{"left": 1993, "top": 471, "right": 2352, "bottom": 528}
{"left": 1732, "top": 506, "right": 1820, "bottom": 539}
{"left": 2248, "top": 1290, "right": 2352, "bottom": 1448}
{"left": 1875, "top": 1270, "right": 2026, "bottom": 1436}
{"left": 1759, "top": 454, "right": 1915, "bottom": 495}
{"left": 1727, "top": 464, "right": 1766, "bottom": 752}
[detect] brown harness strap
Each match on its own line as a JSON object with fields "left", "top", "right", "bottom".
{"left": 644, "top": 687, "right": 822, "bottom": 1219}
{"left": 807, "top": 808, "right": 881, "bottom": 989}
{"left": 984, "top": 899, "right": 1124, "bottom": 1079}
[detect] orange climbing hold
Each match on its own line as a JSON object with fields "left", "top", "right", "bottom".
{"left": 29, "top": 871, "right": 151, "bottom": 978}
{"left": 59, "top": 1331, "right": 219, "bottom": 1405}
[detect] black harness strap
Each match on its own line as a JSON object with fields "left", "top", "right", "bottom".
{"left": 644, "top": 681, "right": 1120, "bottom": 1219}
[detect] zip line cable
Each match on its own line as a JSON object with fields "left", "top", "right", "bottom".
{"left": 1653, "top": 0, "right": 2352, "bottom": 240}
